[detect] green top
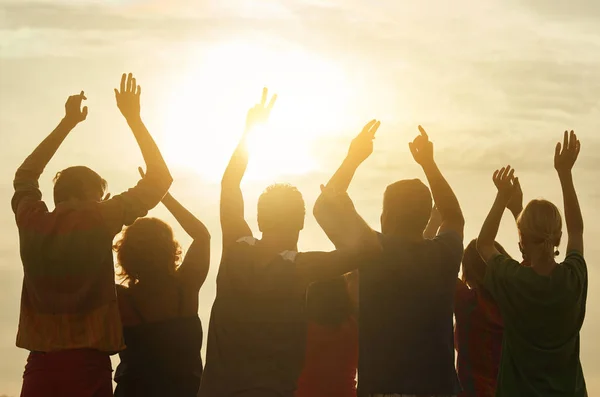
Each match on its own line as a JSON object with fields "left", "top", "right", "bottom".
{"left": 484, "top": 251, "right": 587, "bottom": 397}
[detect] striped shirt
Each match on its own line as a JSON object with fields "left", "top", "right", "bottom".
{"left": 12, "top": 158, "right": 165, "bottom": 353}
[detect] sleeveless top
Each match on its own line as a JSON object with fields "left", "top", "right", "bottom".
{"left": 114, "top": 287, "right": 203, "bottom": 397}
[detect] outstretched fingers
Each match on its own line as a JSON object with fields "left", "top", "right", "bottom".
{"left": 418, "top": 125, "right": 429, "bottom": 139}
{"left": 120, "top": 73, "right": 126, "bottom": 93}
{"left": 261, "top": 87, "right": 268, "bottom": 107}
{"left": 267, "top": 93, "right": 277, "bottom": 110}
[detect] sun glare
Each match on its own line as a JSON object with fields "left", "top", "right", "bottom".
{"left": 160, "top": 40, "right": 351, "bottom": 183}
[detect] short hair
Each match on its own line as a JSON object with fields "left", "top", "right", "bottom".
{"left": 114, "top": 217, "right": 182, "bottom": 287}
{"left": 382, "top": 179, "right": 432, "bottom": 234}
{"left": 517, "top": 199, "right": 562, "bottom": 255}
{"left": 257, "top": 183, "right": 305, "bottom": 233}
{"left": 462, "top": 239, "right": 509, "bottom": 290}
{"left": 53, "top": 166, "right": 107, "bottom": 205}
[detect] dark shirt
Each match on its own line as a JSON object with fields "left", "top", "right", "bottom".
{"left": 483, "top": 252, "right": 587, "bottom": 397}
{"left": 199, "top": 237, "right": 307, "bottom": 397}
{"left": 358, "top": 232, "right": 463, "bottom": 396}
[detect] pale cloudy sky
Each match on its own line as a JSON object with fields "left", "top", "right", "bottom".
{"left": 1, "top": 0, "right": 600, "bottom": 395}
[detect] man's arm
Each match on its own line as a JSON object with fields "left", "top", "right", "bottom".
{"left": 477, "top": 166, "right": 516, "bottom": 263}
{"left": 411, "top": 126, "right": 464, "bottom": 239}
{"left": 555, "top": 130, "right": 583, "bottom": 254}
{"left": 301, "top": 188, "right": 382, "bottom": 284}
{"left": 101, "top": 74, "right": 173, "bottom": 232}
{"left": 12, "top": 92, "right": 88, "bottom": 216}
{"left": 313, "top": 120, "right": 380, "bottom": 247}
{"left": 221, "top": 88, "right": 276, "bottom": 246}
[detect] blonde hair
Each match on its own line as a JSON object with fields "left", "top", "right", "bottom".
{"left": 517, "top": 199, "right": 562, "bottom": 257}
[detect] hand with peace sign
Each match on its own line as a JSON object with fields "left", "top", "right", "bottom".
{"left": 347, "top": 119, "right": 381, "bottom": 166}
{"left": 245, "top": 87, "right": 277, "bottom": 133}
{"left": 409, "top": 125, "right": 434, "bottom": 166}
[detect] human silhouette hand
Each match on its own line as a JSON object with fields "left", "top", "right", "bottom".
{"left": 245, "top": 87, "right": 277, "bottom": 133}
{"left": 347, "top": 119, "right": 380, "bottom": 165}
{"left": 506, "top": 176, "right": 523, "bottom": 216}
{"left": 409, "top": 126, "right": 434, "bottom": 166}
{"left": 493, "top": 165, "right": 517, "bottom": 204}
{"left": 554, "top": 130, "right": 581, "bottom": 176}
{"left": 114, "top": 73, "right": 141, "bottom": 121}
{"left": 63, "top": 91, "right": 88, "bottom": 125}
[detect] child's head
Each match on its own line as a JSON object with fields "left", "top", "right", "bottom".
{"left": 517, "top": 199, "right": 563, "bottom": 261}
{"left": 463, "top": 239, "right": 509, "bottom": 289}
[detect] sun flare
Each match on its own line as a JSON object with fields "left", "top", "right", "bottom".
{"left": 160, "top": 40, "right": 351, "bottom": 183}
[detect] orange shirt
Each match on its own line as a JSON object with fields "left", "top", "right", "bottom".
{"left": 296, "top": 316, "right": 358, "bottom": 397}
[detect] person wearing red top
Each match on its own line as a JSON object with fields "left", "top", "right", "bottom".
{"left": 296, "top": 271, "right": 358, "bottom": 397}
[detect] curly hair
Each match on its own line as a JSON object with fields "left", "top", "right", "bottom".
{"left": 114, "top": 217, "right": 182, "bottom": 287}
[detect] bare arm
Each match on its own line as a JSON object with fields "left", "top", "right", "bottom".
{"left": 423, "top": 205, "right": 441, "bottom": 239}
{"left": 477, "top": 166, "right": 516, "bottom": 263}
{"left": 314, "top": 120, "right": 380, "bottom": 247}
{"left": 555, "top": 131, "right": 583, "bottom": 254}
{"left": 506, "top": 177, "right": 523, "bottom": 221}
{"left": 115, "top": 73, "right": 172, "bottom": 199}
{"left": 412, "top": 126, "right": 464, "bottom": 239}
{"left": 221, "top": 88, "right": 277, "bottom": 246}
{"left": 12, "top": 93, "right": 87, "bottom": 213}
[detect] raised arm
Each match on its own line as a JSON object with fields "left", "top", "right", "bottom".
{"left": 477, "top": 166, "right": 517, "bottom": 262}
{"left": 139, "top": 168, "right": 211, "bottom": 289}
{"left": 100, "top": 74, "right": 173, "bottom": 233}
{"left": 300, "top": 187, "right": 381, "bottom": 285}
{"left": 506, "top": 177, "right": 523, "bottom": 221}
{"left": 410, "top": 126, "right": 464, "bottom": 239}
{"left": 313, "top": 120, "right": 380, "bottom": 247}
{"left": 423, "top": 205, "right": 441, "bottom": 239}
{"left": 221, "top": 88, "right": 276, "bottom": 246}
{"left": 12, "top": 92, "right": 88, "bottom": 214}
{"left": 555, "top": 130, "right": 583, "bottom": 254}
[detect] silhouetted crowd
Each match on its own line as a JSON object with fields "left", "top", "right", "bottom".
{"left": 12, "top": 74, "right": 587, "bottom": 397}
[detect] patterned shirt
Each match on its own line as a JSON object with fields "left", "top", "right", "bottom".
{"left": 454, "top": 280, "right": 503, "bottom": 397}
{"left": 12, "top": 157, "right": 165, "bottom": 353}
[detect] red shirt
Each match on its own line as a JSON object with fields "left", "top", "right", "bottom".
{"left": 454, "top": 279, "right": 503, "bottom": 397}
{"left": 296, "top": 316, "right": 358, "bottom": 397}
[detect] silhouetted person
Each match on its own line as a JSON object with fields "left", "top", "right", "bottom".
{"left": 315, "top": 123, "right": 464, "bottom": 397}
{"left": 113, "top": 168, "right": 210, "bottom": 397}
{"left": 198, "top": 89, "right": 381, "bottom": 397}
{"left": 13, "top": 73, "right": 172, "bottom": 397}
{"left": 295, "top": 272, "right": 358, "bottom": 397}
{"left": 476, "top": 131, "right": 587, "bottom": 397}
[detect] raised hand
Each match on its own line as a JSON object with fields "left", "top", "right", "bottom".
{"left": 114, "top": 73, "right": 141, "bottom": 120}
{"left": 506, "top": 176, "right": 523, "bottom": 216}
{"left": 245, "top": 87, "right": 277, "bottom": 133}
{"left": 409, "top": 125, "right": 434, "bottom": 166}
{"left": 64, "top": 91, "right": 88, "bottom": 125}
{"left": 347, "top": 119, "right": 381, "bottom": 165}
{"left": 493, "top": 165, "right": 517, "bottom": 204}
{"left": 554, "top": 130, "right": 581, "bottom": 175}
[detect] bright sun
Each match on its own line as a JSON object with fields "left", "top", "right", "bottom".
{"left": 160, "top": 40, "right": 351, "bottom": 183}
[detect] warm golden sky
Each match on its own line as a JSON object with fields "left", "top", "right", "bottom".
{"left": 1, "top": 0, "right": 600, "bottom": 395}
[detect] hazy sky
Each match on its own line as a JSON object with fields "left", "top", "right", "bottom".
{"left": 1, "top": 0, "right": 600, "bottom": 395}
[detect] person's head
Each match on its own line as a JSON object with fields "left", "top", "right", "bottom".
{"left": 257, "top": 183, "right": 305, "bottom": 236}
{"left": 517, "top": 199, "right": 562, "bottom": 262}
{"left": 381, "top": 179, "right": 432, "bottom": 236}
{"left": 114, "top": 217, "right": 182, "bottom": 287}
{"left": 463, "top": 239, "right": 509, "bottom": 289}
{"left": 306, "top": 276, "right": 354, "bottom": 326}
{"left": 53, "top": 166, "right": 107, "bottom": 205}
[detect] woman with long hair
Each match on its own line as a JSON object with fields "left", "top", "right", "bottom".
{"left": 114, "top": 168, "right": 210, "bottom": 397}
{"left": 476, "top": 131, "right": 587, "bottom": 396}
{"left": 295, "top": 271, "right": 358, "bottom": 397}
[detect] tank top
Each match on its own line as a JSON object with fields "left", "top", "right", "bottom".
{"left": 114, "top": 287, "right": 203, "bottom": 397}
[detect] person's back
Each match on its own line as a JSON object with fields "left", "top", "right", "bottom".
{"left": 114, "top": 191, "right": 210, "bottom": 397}
{"left": 14, "top": 74, "right": 173, "bottom": 397}
{"left": 359, "top": 231, "right": 462, "bottom": 394}
{"left": 477, "top": 132, "right": 587, "bottom": 396}
{"left": 296, "top": 275, "right": 358, "bottom": 397}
